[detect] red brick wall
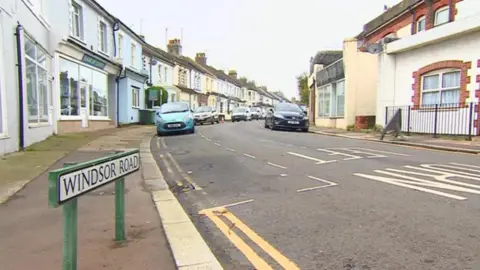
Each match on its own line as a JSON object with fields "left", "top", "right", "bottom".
{"left": 365, "top": 0, "right": 463, "bottom": 44}
{"left": 411, "top": 60, "right": 471, "bottom": 108}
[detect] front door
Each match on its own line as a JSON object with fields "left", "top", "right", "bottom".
{"left": 79, "top": 82, "right": 88, "bottom": 128}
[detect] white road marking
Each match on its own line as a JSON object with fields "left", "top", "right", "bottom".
{"left": 351, "top": 147, "right": 410, "bottom": 157}
{"left": 156, "top": 138, "right": 161, "bottom": 149}
{"left": 335, "top": 148, "right": 386, "bottom": 158}
{"left": 316, "top": 148, "right": 362, "bottom": 161}
{"left": 226, "top": 148, "right": 236, "bottom": 152}
{"left": 205, "top": 138, "right": 212, "bottom": 141}
{"left": 267, "top": 162, "right": 287, "bottom": 169}
{"left": 243, "top": 153, "right": 256, "bottom": 159}
{"left": 211, "top": 199, "right": 255, "bottom": 210}
{"left": 297, "top": 176, "right": 337, "bottom": 193}
{"left": 287, "top": 152, "right": 336, "bottom": 164}
{"left": 450, "top": 162, "right": 480, "bottom": 169}
{"left": 160, "top": 137, "right": 167, "bottom": 148}
{"left": 166, "top": 152, "right": 203, "bottom": 191}
{"left": 300, "top": 146, "right": 307, "bottom": 149}
{"left": 214, "top": 142, "right": 222, "bottom": 146}
{"left": 387, "top": 167, "right": 480, "bottom": 189}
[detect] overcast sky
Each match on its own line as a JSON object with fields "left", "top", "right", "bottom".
{"left": 98, "top": 0, "right": 401, "bottom": 99}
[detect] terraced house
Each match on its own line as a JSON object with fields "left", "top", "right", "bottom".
{"left": 142, "top": 42, "right": 176, "bottom": 102}
{"left": 358, "top": 0, "right": 480, "bottom": 136}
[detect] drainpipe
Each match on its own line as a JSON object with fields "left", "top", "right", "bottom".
{"left": 15, "top": 23, "right": 25, "bottom": 151}
{"left": 112, "top": 19, "right": 121, "bottom": 127}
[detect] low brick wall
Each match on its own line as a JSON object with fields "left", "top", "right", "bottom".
{"left": 354, "top": 115, "right": 376, "bottom": 131}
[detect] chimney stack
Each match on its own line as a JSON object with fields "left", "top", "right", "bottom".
{"left": 228, "top": 70, "right": 238, "bottom": 79}
{"left": 167, "top": 38, "right": 182, "bottom": 55}
{"left": 195, "top": 52, "right": 207, "bottom": 65}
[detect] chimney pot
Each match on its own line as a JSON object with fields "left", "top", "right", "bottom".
{"left": 167, "top": 38, "right": 182, "bottom": 55}
{"left": 228, "top": 70, "right": 238, "bottom": 79}
{"left": 195, "top": 52, "right": 207, "bottom": 65}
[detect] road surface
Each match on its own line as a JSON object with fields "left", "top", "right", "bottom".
{"left": 151, "top": 120, "right": 480, "bottom": 270}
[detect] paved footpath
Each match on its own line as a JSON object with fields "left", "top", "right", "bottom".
{"left": 0, "top": 126, "right": 176, "bottom": 270}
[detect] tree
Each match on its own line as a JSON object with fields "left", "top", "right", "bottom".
{"left": 145, "top": 86, "right": 168, "bottom": 109}
{"left": 296, "top": 72, "right": 309, "bottom": 104}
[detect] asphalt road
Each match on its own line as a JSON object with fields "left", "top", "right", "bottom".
{"left": 151, "top": 120, "right": 480, "bottom": 270}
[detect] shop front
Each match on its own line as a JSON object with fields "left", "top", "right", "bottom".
{"left": 55, "top": 40, "right": 121, "bottom": 134}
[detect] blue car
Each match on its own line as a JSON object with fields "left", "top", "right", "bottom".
{"left": 155, "top": 102, "right": 195, "bottom": 136}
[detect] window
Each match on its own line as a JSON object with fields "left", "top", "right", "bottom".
{"left": 71, "top": 1, "right": 84, "bottom": 40}
{"left": 164, "top": 67, "right": 168, "bottom": 83}
{"left": 317, "top": 79, "right": 344, "bottom": 117}
{"left": 417, "top": 16, "right": 426, "bottom": 32}
{"left": 99, "top": 21, "right": 107, "bottom": 53}
{"left": 158, "top": 65, "right": 163, "bottom": 82}
{"left": 59, "top": 57, "right": 108, "bottom": 117}
{"left": 132, "top": 87, "right": 140, "bottom": 107}
{"left": 421, "top": 70, "right": 460, "bottom": 106}
{"left": 434, "top": 6, "right": 450, "bottom": 26}
{"left": 130, "top": 43, "right": 136, "bottom": 67}
{"left": 25, "top": 36, "right": 50, "bottom": 125}
{"left": 171, "top": 93, "right": 175, "bottom": 102}
{"left": 117, "top": 34, "right": 123, "bottom": 57}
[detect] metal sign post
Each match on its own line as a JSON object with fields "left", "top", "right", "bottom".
{"left": 48, "top": 150, "right": 140, "bottom": 270}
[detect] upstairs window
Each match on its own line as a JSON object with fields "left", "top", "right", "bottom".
{"left": 158, "top": 65, "right": 163, "bottom": 82}
{"left": 434, "top": 6, "right": 450, "bottom": 26}
{"left": 117, "top": 34, "right": 123, "bottom": 57}
{"left": 99, "top": 21, "right": 107, "bottom": 53}
{"left": 130, "top": 43, "right": 136, "bottom": 67}
{"left": 417, "top": 16, "right": 426, "bottom": 32}
{"left": 71, "top": 1, "right": 84, "bottom": 40}
{"left": 421, "top": 69, "right": 460, "bottom": 106}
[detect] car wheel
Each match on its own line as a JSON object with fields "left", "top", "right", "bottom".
{"left": 264, "top": 121, "right": 268, "bottom": 128}
{"left": 190, "top": 126, "right": 195, "bottom": 134}
{"left": 157, "top": 131, "right": 163, "bottom": 136}
{"left": 302, "top": 128, "right": 309, "bottom": 132}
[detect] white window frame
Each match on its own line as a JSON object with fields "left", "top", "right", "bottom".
{"left": 23, "top": 34, "right": 51, "bottom": 127}
{"left": 158, "top": 64, "right": 163, "bottom": 82}
{"left": 417, "top": 16, "right": 426, "bottom": 32}
{"left": 98, "top": 20, "right": 108, "bottom": 55}
{"left": 130, "top": 43, "right": 137, "bottom": 69}
{"left": 57, "top": 54, "right": 110, "bottom": 121}
{"left": 420, "top": 68, "right": 461, "bottom": 106}
{"left": 434, "top": 6, "right": 450, "bottom": 26}
{"left": 164, "top": 66, "right": 168, "bottom": 84}
{"left": 117, "top": 33, "right": 124, "bottom": 58}
{"left": 70, "top": 1, "right": 85, "bottom": 41}
{"left": 0, "top": 25, "right": 7, "bottom": 138}
{"left": 131, "top": 87, "right": 140, "bottom": 108}
{"left": 22, "top": 0, "right": 50, "bottom": 28}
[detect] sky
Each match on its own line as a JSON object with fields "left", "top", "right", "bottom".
{"left": 97, "top": 0, "right": 401, "bottom": 99}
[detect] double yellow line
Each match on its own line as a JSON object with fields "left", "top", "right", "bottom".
{"left": 200, "top": 207, "right": 300, "bottom": 270}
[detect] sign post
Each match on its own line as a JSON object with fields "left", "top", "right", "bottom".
{"left": 49, "top": 150, "right": 140, "bottom": 270}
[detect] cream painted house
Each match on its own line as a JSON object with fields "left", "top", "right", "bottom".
{"left": 358, "top": 0, "right": 480, "bottom": 136}
{"left": 313, "top": 38, "right": 378, "bottom": 130}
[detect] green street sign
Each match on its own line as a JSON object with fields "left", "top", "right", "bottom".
{"left": 148, "top": 89, "right": 158, "bottom": 101}
{"left": 48, "top": 150, "right": 140, "bottom": 270}
{"left": 81, "top": 54, "right": 106, "bottom": 70}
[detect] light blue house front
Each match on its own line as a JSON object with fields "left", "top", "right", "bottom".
{"left": 115, "top": 24, "right": 149, "bottom": 124}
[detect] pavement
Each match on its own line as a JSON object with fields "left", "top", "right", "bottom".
{"left": 309, "top": 126, "right": 480, "bottom": 154}
{"left": 0, "top": 126, "right": 177, "bottom": 270}
{"left": 153, "top": 120, "right": 480, "bottom": 269}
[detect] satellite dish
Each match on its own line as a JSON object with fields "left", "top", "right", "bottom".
{"left": 367, "top": 43, "right": 383, "bottom": 54}
{"left": 151, "top": 59, "right": 158, "bottom": 65}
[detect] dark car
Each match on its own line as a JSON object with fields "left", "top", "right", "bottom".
{"left": 264, "top": 103, "right": 309, "bottom": 132}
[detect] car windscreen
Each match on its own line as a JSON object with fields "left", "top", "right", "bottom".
{"left": 232, "top": 108, "right": 246, "bottom": 113}
{"left": 195, "top": 106, "right": 211, "bottom": 113}
{"left": 158, "top": 103, "right": 190, "bottom": 114}
{"left": 275, "top": 103, "right": 302, "bottom": 113}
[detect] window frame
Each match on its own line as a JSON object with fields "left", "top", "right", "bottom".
{"left": 130, "top": 42, "right": 137, "bottom": 69}
{"left": 317, "top": 79, "right": 345, "bottom": 118}
{"left": 58, "top": 55, "right": 110, "bottom": 121}
{"left": 420, "top": 68, "right": 461, "bottom": 106}
{"left": 24, "top": 35, "right": 52, "bottom": 127}
{"left": 164, "top": 66, "right": 168, "bottom": 84}
{"left": 98, "top": 20, "right": 108, "bottom": 54}
{"left": 158, "top": 64, "right": 163, "bottom": 82}
{"left": 117, "top": 33, "right": 124, "bottom": 58}
{"left": 131, "top": 86, "right": 140, "bottom": 108}
{"left": 417, "top": 16, "right": 426, "bottom": 32}
{"left": 70, "top": 1, "right": 85, "bottom": 41}
{"left": 434, "top": 6, "right": 450, "bottom": 27}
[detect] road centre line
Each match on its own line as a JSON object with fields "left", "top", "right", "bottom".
{"left": 166, "top": 152, "right": 203, "bottom": 190}
{"left": 214, "top": 142, "right": 221, "bottom": 146}
{"left": 205, "top": 138, "right": 212, "bottom": 141}
{"left": 201, "top": 208, "right": 300, "bottom": 270}
{"left": 287, "top": 152, "right": 336, "bottom": 164}
{"left": 226, "top": 147, "right": 236, "bottom": 152}
{"left": 243, "top": 153, "right": 256, "bottom": 159}
{"left": 316, "top": 148, "right": 362, "bottom": 160}
{"left": 267, "top": 162, "right": 287, "bottom": 169}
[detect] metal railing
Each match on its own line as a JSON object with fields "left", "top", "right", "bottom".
{"left": 385, "top": 102, "right": 479, "bottom": 140}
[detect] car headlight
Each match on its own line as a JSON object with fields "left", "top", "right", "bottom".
{"left": 273, "top": 114, "right": 284, "bottom": 119}
{"left": 184, "top": 114, "right": 193, "bottom": 121}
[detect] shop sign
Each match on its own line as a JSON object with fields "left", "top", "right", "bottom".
{"left": 81, "top": 54, "right": 106, "bottom": 70}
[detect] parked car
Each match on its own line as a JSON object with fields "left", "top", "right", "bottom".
{"left": 264, "top": 103, "right": 309, "bottom": 132}
{"left": 231, "top": 107, "right": 251, "bottom": 122}
{"left": 250, "top": 107, "right": 261, "bottom": 120}
{"left": 193, "top": 106, "right": 219, "bottom": 125}
{"left": 155, "top": 102, "right": 195, "bottom": 136}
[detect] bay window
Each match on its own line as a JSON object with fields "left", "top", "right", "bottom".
{"left": 59, "top": 57, "right": 108, "bottom": 118}
{"left": 25, "top": 35, "right": 50, "bottom": 125}
{"left": 421, "top": 69, "right": 460, "bottom": 106}
{"left": 317, "top": 79, "right": 345, "bottom": 117}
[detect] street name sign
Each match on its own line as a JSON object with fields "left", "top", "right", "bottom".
{"left": 48, "top": 149, "right": 140, "bottom": 270}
